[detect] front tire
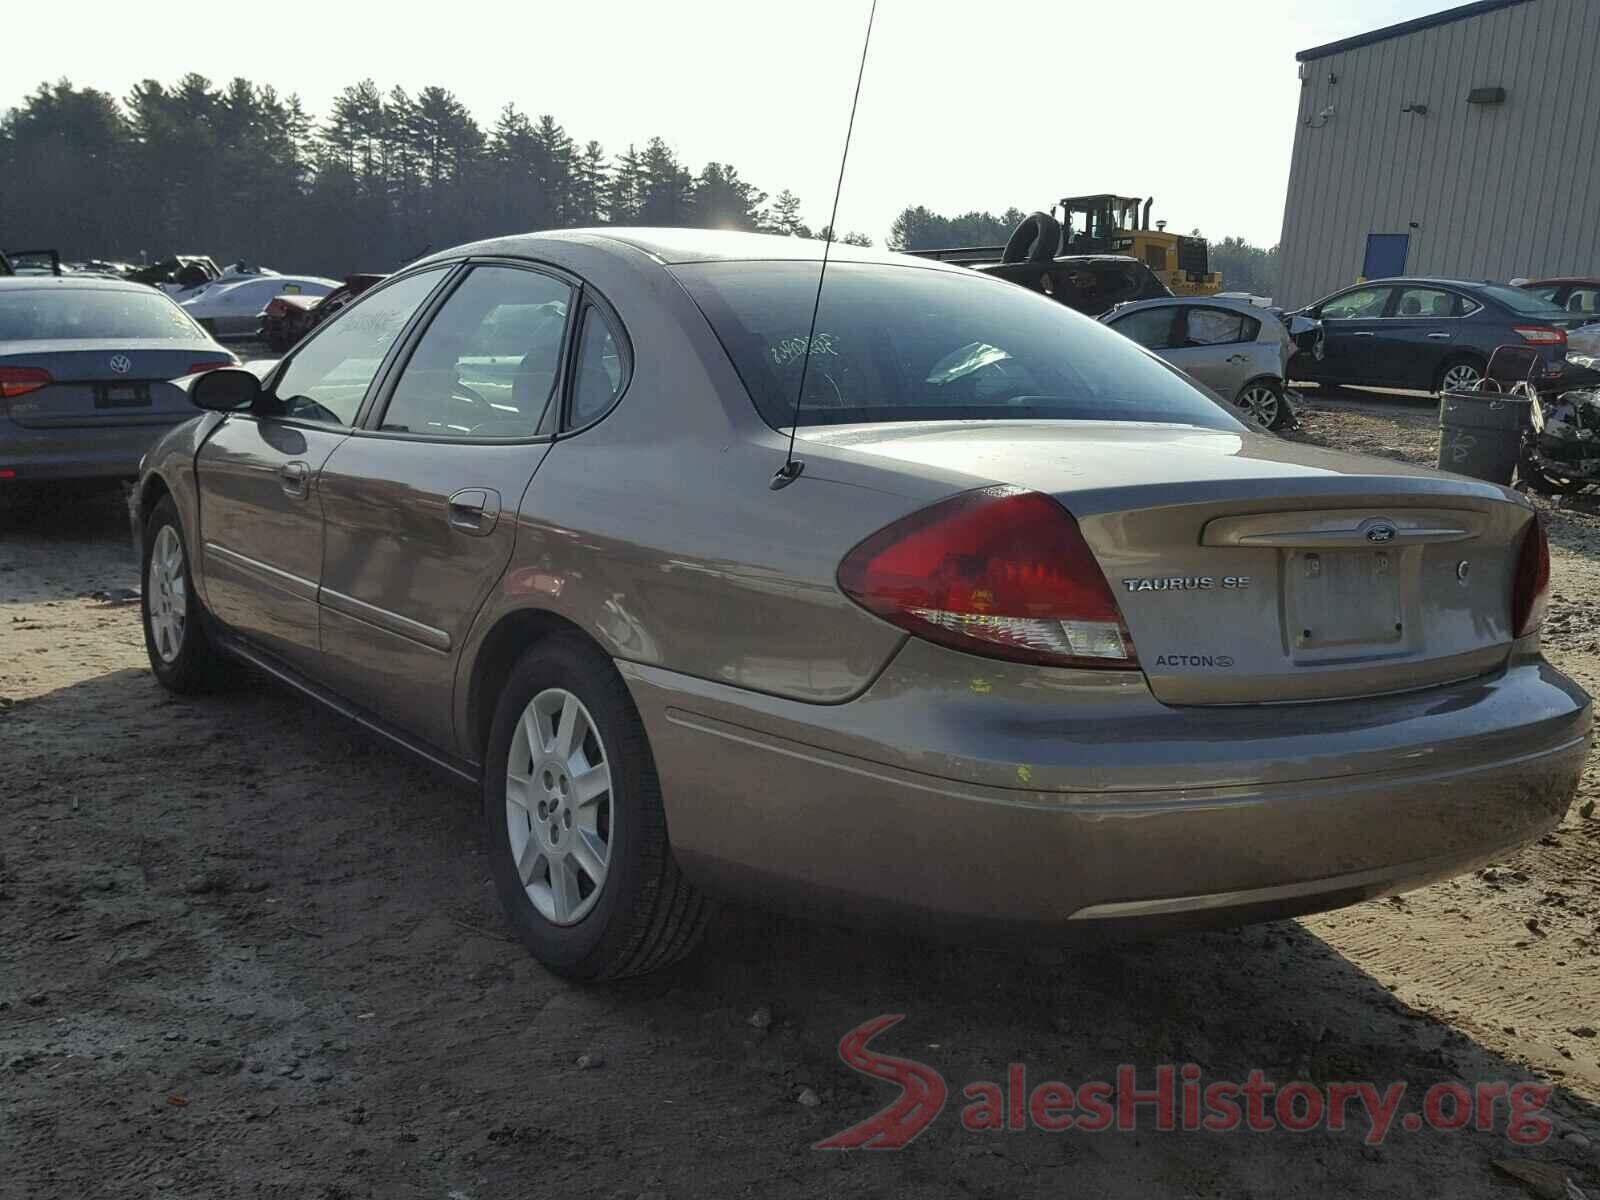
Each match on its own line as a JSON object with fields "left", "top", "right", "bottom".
{"left": 141, "top": 496, "right": 236, "bottom": 693}
{"left": 483, "top": 635, "right": 713, "bottom": 980}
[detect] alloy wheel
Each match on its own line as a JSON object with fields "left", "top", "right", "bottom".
{"left": 1442, "top": 362, "right": 1483, "bottom": 392}
{"left": 147, "top": 525, "right": 187, "bottom": 663}
{"left": 1236, "top": 384, "right": 1282, "bottom": 429}
{"left": 505, "top": 687, "right": 613, "bottom": 926}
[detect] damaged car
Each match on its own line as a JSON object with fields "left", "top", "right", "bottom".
{"left": 132, "top": 229, "right": 1588, "bottom": 981}
{"left": 260, "top": 274, "right": 386, "bottom": 352}
{"left": 1100, "top": 296, "right": 1318, "bottom": 430}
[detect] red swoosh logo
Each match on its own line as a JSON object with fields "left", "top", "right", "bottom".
{"left": 814, "top": 1014, "right": 947, "bottom": 1150}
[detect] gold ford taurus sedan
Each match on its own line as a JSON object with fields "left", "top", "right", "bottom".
{"left": 131, "top": 229, "right": 1590, "bottom": 979}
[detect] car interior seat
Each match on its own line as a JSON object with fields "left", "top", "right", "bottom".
{"left": 1400, "top": 296, "right": 1422, "bottom": 315}
{"left": 1431, "top": 295, "right": 1452, "bottom": 315}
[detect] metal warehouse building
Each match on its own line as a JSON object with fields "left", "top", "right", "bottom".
{"left": 1276, "top": 0, "right": 1600, "bottom": 307}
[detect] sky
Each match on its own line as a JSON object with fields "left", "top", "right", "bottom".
{"left": 5, "top": 0, "right": 1473, "bottom": 248}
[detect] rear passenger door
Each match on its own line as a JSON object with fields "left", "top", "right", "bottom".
{"left": 314, "top": 263, "right": 580, "bottom": 750}
{"left": 1164, "top": 306, "right": 1261, "bottom": 398}
{"left": 1372, "top": 285, "right": 1467, "bottom": 389}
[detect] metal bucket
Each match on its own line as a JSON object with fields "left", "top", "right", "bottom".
{"left": 1438, "top": 391, "right": 1531, "bottom": 485}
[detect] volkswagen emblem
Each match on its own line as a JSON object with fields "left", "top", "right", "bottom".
{"left": 109, "top": 354, "right": 132, "bottom": 375}
{"left": 1365, "top": 523, "right": 1397, "bottom": 544}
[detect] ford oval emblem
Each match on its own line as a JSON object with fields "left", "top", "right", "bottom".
{"left": 109, "top": 354, "right": 132, "bottom": 375}
{"left": 1366, "top": 523, "right": 1397, "bottom": 544}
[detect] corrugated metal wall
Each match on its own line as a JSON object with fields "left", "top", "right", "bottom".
{"left": 1276, "top": 0, "right": 1600, "bottom": 307}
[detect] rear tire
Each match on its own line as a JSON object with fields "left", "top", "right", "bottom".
{"left": 483, "top": 635, "right": 713, "bottom": 980}
{"left": 1234, "top": 379, "right": 1291, "bottom": 431}
{"left": 1436, "top": 356, "right": 1486, "bottom": 395}
{"left": 141, "top": 496, "right": 237, "bottom": 693}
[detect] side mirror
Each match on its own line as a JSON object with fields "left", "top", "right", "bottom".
{"left": 187, "top": 366, "right": 261, "bottom": 412}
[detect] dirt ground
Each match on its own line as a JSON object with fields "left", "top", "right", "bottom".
{"left": 4, "top": 393, "right": 1600, "bottom": 1199}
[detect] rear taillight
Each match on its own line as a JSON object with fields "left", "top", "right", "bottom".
{"left": 1513, "top": 325, "right": 1566, "bottom": 346}
{"left": 183, "top": 361, "right": 233, "bottom": 376}
{"left": 0, "top": 367, "right": 51, "bottom": 399}
{"left": 1512, "top": 514, "right": 1550, "bottom": 638}
{"left": 837, "top": 485, "right": 1138, "bottom": 669}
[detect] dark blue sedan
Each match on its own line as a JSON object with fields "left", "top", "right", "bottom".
{"left": 1288, "top": 276, "right": 1583, "bottom": 394}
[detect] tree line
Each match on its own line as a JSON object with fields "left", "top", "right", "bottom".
{"left": 0, "top": 76, "right": 871, "bottom": 276}
{"left": 2, "top": 75, "right": 1276, "bottom": 293}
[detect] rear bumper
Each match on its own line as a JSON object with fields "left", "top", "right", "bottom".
{"left": 0, "top": 415, "right": 183, "bottom": 482}
{"left": 623, "top": 641, "right": 1589, "bottom": 937}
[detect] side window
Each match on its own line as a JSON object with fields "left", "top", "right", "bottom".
{"left": 1183, "top": 307, "right": 1249, "bottom": 346}
{"left": 381, "top": 266, "right": 572, "bottom": 439}
{"left": 1567, "top": 287, "right": 1600, "bottom": 316}
{"left": 1392, "top": 287, "right": 1458, "bottom": 318}
{"left": 1320, "top": 287, "right": 1392, "bottom": 320}
{"left": 269, "top": 267, "right": 449, "bottom": 427}
{"left": 1107, "top": 306, "right": 1180, "bottom": 351}
{"left": 567, "top": 305, "right": 630, "bottom": 428}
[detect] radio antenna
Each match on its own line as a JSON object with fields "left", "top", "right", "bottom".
{"left": 771, "top": 0, "right": 878, "bottom": 491}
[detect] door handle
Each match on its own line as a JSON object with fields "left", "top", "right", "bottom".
{"left": 1226, "top": 353, "right": 1249, "bottom": 363}
{"left": 279, "top": 460, "right": 310, "bottom": 499}
{"left": 1428, "top": 332, "right": 1452, "bottom": 339}
{"left": 447, "top": 487, "right": 502, "bottom": 536}
{"left": 1352, "top": 331, "right": 1376, "bottom": 338}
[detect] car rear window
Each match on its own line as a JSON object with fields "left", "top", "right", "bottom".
{"left": 0, "top": 288, "right": 203, "bottom": 341}
{"left": 673, "top": 261, "right": 1242, "bottom": 431}
{"left": 1479, "top": 283, "right": 1567, "bottom": 317}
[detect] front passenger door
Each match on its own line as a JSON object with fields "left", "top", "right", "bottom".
{"left": 315, "top": 264, "right": 578, "bottom": 749}
{"left": 1312, "top": 286, "right": 1394, "bottom": 385}
{"left": 195, "top": 267, "right": 452, "bottom": 673}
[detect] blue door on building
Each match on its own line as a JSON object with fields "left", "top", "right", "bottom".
{"left": 1363, "top": 233, "right": 1410, "bottom": 279}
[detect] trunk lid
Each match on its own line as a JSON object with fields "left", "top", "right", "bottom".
{"left": 1, "top": 340, "right": 230, "bottom": 429}
{"left": 806, "top": 420, "right": 1532, "bottom": 705}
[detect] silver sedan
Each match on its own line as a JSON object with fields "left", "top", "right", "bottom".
{"left": 1101, "top": 296, "right": 1310, "bottom": 430}
{"left": 131, "top": 230, "right": 1589, "bottom": 980}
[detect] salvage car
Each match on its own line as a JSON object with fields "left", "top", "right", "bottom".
{"left": 1289, "top": 277, "right": 1582, "bottom": 394}
{"left": 1100, "top": 296, "right": 1314, "bottom": 430}
{"left": 260, "top": 273, "right": 386, "bottom": 352}
{"left": 132, "top": 230, "right": 1589, "bottom": 980}
{"left": 1521, "top": 277, "right": 1600, "bottom": 322}
{"left": 0, "top": 276, "right": 235, "bottom": 484}
{"left": 181, "top": 274, "right": 339, "bottom": 339}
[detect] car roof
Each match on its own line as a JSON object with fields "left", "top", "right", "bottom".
{"left": 415, "top": 227, "right": 962, "bottom": 271}
{"left": 1357, "top": 276, "right": 1501, "bottom": 291}
{"left": 1108, "top": 295, "right": 1281, "bottom": 324}
{"left": 0, "top": 275, "right": 162, "bottom": 294}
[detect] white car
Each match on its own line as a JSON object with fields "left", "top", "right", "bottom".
{"left": 181, "top": 275, "right": 338, "bottom": 339}
{"left": 1100, "top": 296, "right": 1319, "bottom": 431}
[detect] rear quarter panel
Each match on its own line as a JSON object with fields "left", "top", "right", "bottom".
{"left": 449, "top": 237, "right": 971, "bottom": 753}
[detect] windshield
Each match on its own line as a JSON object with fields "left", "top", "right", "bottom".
{"left": 674, "top": 261, "right": 1242, "bottom": 431}
{"left": 0, "top": 287, "right": 204, "bottom": 341}
{"left": 1481, "top": 283, "right": 1568, "bottom": 317}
